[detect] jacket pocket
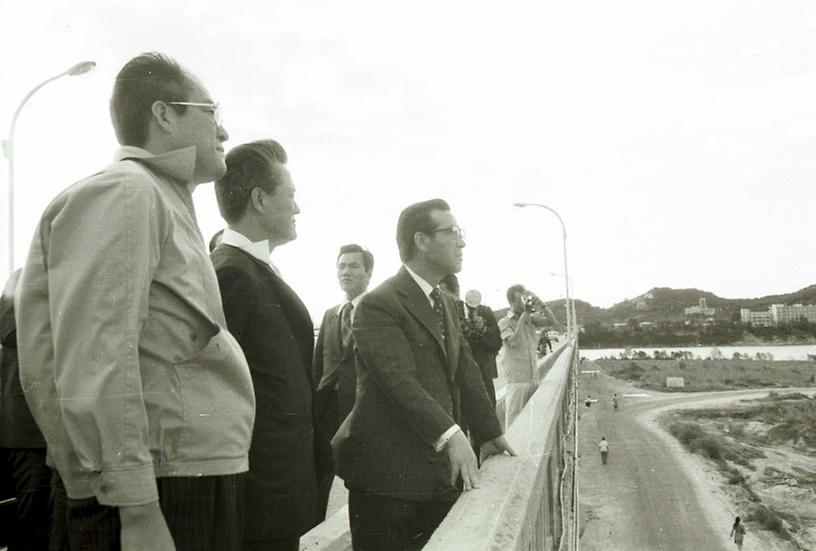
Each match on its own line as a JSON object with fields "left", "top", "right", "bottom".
{"left": 173, "top": 328, "right": 255, "bottom": 462}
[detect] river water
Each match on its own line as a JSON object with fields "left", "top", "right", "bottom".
{"left": 579, "top": 344, "right": 816, "bottom": 361}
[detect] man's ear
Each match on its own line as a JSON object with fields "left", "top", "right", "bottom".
{"left": 414, "top": 231, "right": 428, "bottom": 254}
{"left": 150, "top": 101, "right": 174, "bottom": 133}
{"left": 250, "top": 187, "right": 265, "bottom": 213}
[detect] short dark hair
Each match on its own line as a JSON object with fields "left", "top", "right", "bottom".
{"left": 396, "top": 199, "right": 450, "bottom": 263}
{"left": 337, "top": 244, "right": 374, "bottom": 273}
{"left": 215, "top": 140, "right": 288, "bottom": 224}
{"left": 506, "top": 284, "right": 526, "bottom": 305}
{"left": 110, "top": 52, "right": 195, "bottom": 147}
{"left": 439, "top": 274, "right": 460, "bottom": 295}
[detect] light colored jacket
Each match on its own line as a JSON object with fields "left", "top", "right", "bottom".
{"left": 15, "top": 146, "right": 255, "bottom": 507}
{"left": 498, "top": 311, "right": 538, "bottom": 383}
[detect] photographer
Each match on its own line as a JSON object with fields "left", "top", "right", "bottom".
{"left": 499, "top": 284, "right": 544, "bottom": 427}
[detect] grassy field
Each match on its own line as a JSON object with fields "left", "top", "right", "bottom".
{"left": 665, "top": 393, "right": 816, "bottom": 546}
{"left": 594, "top": 358, "right": 816, "bottom": 392}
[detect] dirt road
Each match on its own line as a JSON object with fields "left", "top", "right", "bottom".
{"left": 575, "top": 365, "right": 803, "bottom": 551}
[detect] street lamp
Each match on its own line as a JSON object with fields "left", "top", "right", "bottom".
{"left": 513, "top": 202, "right": 575, "bottom": 336}
{"left": 548, "top": 272, "right": 578, "bottom": 334}
{"left": 3, "top": 60, "right": 96, "bottom": 275}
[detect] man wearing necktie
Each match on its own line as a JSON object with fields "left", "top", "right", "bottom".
{"left": 333, "top": 199, "right": 515, "bottom": 550}
{"left": 313, "top": 244, "right": 373, "bottom": 514}
{"left": 211, "top": 140, "right": 332, "bottom": 551}
{"left": 314, "top": 244, "right": 373, "bottom": 438}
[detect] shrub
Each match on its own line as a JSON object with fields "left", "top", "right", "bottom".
{"left": 727, "top": 470, "right": 745, "bottom": 484}
{"left": 695, "top": 437, "right": 723, "bottom": 460}
{"left": 748, "top": 506, "right": 790, "bottom": 539}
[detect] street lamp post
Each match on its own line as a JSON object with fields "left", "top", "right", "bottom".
{"left": 3, "top": 60, "right": 96, "bottom": 275}
{"left": 549, "top": 271, "right": 578, "bottom": 336}
{"left": 513, "top": 202, "right": 575, "bottom": 336}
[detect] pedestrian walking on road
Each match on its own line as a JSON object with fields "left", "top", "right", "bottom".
{"left": 599, "top": 437, "right": 609, "bottom": 465}
{"left": 730, "top": 516, "right": 745, "bottom": 550}
{"left": 585, "top": 395, "right": 592, "bottom": 408}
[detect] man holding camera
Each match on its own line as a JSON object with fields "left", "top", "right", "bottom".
{"left": 498, "top": 284, "right": 542, "bottom": 428}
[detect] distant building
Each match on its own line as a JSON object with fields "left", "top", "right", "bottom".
{"left": 740, "top": 308, "right": 773, "bottom": 327}
{"left": 769, "top": 304, "right": 816, "bottom": 324}
{"left": 684, "top": 297, "right": 716, "bottom": 317}
{"left": 740, "top": 304, "right": 816, "bottom": 326}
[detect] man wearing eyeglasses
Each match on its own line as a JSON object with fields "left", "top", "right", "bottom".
{"left": 333, "top": 199, "right": 515, "bottom": 550}
{"left": 15, "top": 52, "right": 254, "bottom": 551}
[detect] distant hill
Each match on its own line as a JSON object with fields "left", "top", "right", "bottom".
{"left": 537, "top": 285, "right": 816, "bottom": 326}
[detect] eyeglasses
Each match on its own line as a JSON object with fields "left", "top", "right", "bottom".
{"left": 167, "top": 102, "right": 223, "bottom": 126}
{"left": 427, "top": 226, "right": 466, "bottom": 240}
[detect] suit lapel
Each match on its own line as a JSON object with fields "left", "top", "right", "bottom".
{"left": 331, "top": 305, "right": 348, "bottom": 360}
{"left": 394, "top": 268, "right": 446, "bottom": 356}
{"left": 244, "top": 252, "right": 316, "bottom": 385}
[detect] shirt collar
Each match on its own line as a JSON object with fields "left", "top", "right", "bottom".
{"left": 344, "top": 292, "right": 366, "bottom": 310}
{"left": 340, "top": 292, "right": 366, "bottom": 321}
{"left": 115, "top": 145, "right": 197, "bottom": 187}
{"left": 221, "top": 228, "right": 272, "bottom": 267}
{"left": 404, "top": 265, "right": 436, "bottom": 305}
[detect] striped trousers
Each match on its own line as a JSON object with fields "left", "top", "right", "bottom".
{"left": 65, "top": 474, "right": 244, "bottom": 551}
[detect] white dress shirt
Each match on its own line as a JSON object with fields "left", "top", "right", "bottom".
{"left": 220, "top": 228, "right": 282, "bottom": 276}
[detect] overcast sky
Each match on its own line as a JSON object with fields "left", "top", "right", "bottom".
{"left": 2, "top": 0, "right": 815, "bottom": 319}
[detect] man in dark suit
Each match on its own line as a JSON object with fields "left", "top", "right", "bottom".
{"left": 313, "top": 244, "right": 374, "bottom": 439}
{"left": 1, "top": 270, "right": 52, "bottom": 550}
{"left": 313, "top": 244, "right": 373, "bottom": 517}
{"left": 462, "top": 288, "right": 502, "bottom": 407}
{"left": 439, "top": 276, "right": 502, "bottom": 407}
{"left": 211, "top": 139, "right": 331, "bottom": 551}
{"left": 333, "top": 199, "right": 515, "bottom": 550}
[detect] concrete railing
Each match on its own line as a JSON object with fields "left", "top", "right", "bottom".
{"left": 425, "top": 340, "right": 576, "bottom": 550}
{"left": 302, "top": 339, "right": 577, "bottom": 551}
{"left": 494, "top": 340, "right": 570, "bottom": 432}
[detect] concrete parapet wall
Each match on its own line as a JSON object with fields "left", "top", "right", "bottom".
{"left": 426, "top": 341, "right": 576, "bottom": 551}
{"left": 302, "top": 340, "right": 577, "bottom": 551}
{"left": 301, "top": 505, "right": 352, "bottom": 551}
{"left": 495, "top": 341, "right": 570, "bottom": 432}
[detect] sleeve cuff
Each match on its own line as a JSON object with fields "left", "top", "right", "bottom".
{"left": 434, "top": 425, "right": 462, "bottom": 452}
{"left": 91, "top": 463, "right": 159, "bottom": 507}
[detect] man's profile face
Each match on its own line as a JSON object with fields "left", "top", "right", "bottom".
{"left": 337, "top": 252, "right": 370, "bottom": 300}
{"left": 423, "top": 210, "right": 464, "bottom": 275}
{"left": 259, "top": 162, "right": 299, "bottom": 245}
{"left": 172, "top": 79, "right": 229, "bottom": 183}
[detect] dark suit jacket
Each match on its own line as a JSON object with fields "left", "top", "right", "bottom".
{"left": 464, "top": 304, "right": 502, "bottom": 381}
{"left": 1, "top": 288, "right": 46, "bottom": 448}
{"left": 313, "top": 304, "right": 357, "bottom": 438}
{"left": 333, "top": 267, "right": 502, "bottom": 501}
{"left": 211, "top": 245, "right": 331, "bottom": 540}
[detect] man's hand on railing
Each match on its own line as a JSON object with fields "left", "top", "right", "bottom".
{"left": 447, "top": 430, "right": 480, "bottom": 491}
{"left": 480, "top": 435, "right": 516, "bottom": 461}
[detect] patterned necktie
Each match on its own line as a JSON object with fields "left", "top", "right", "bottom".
{"left": 429, "top": 288, "right": 447, "bottom": 344}
{"left": 340, "top": 302, "right": 354, "bottom": 354}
